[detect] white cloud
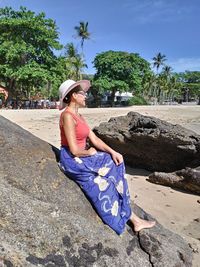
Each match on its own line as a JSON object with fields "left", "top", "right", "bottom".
{"left": 169, "top": 58, "right": 200, "bottom": 72}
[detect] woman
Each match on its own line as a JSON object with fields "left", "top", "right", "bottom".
{"left": 59, "top": 79, "right": 155, "bottom": 235}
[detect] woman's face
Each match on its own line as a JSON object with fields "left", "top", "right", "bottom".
{"left": 74, "top": 90, "right": 87, "bottom": 107}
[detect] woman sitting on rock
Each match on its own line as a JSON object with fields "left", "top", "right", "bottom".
{"left": 59, "top": 79, "right": 156, "bottom": 235}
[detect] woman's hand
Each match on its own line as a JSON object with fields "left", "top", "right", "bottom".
{"left": 88, "top": 147, "right": 97, "bottom": 156}
{"left": 111, "top": 151, "right": 123, "bottom": 165}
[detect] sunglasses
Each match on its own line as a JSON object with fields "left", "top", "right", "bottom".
{"left": 77, "top": 91, "right": 87, "bottom": 97}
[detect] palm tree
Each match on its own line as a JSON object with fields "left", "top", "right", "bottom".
{"left": 162, "top": 65, "right": 172, "bottom": 78}
{"left": 74, "top": 21, "right": 91, "bottom": 52}
{"left": 73, "top": 55, "right": 87, "bottom": 80}
{"left": 166, "top": 75, "right": 182, "bottom": 103}
{"left": 157, "top": 73, "right": 168, "bottom": 103}
{"left": 65, "top": 42, "right": 87, "bottom": 80}
{"left": 152, "top": 52, "right": 167, "bottom": 73}
{"left": 152, "top": 53, "right": 167, "bottom": 103}
{"left": 142, "top": 73, "right": 157, "bottom": 100}
{"left": 65, "top": 43, "right": 78, "bottom": 79}
{"left": 65, "top": 42, "right": 78, "bottom": 58}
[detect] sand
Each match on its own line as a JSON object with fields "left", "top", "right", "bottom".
{"left": 1, "top": 105, "right": 200, "bottom": 266}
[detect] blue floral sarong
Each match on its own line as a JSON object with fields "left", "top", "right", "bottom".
{"left": 60, "top": 146, "right": 132, "bottom": 235}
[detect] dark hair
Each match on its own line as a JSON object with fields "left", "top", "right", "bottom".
{"left": 63, "top": 85, "right": 82, "bottom": 105}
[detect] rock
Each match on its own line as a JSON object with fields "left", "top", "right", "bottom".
{"left": 149, "top": 167, "right": 200, "bottom": 195}
{"left": 0, "top": 116, "right": 192, "bottom": 267}
{"left": 93, "top": 112, "right": 200, "bottom": 172}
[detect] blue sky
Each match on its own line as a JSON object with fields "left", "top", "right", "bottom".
{"left": 0, "top": 0, "right": 200, "bottom": 74}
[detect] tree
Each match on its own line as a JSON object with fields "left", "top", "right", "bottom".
{"left": 74, "top": 21, "right": 90, "bottom": 52}
{"left": 152, "top": 53, "right": 167, "bottom": 103}
{"left": 0, "top": 6, "right": 62, "bottom": 101}
{"left": 152, "top": 52, "right": 167, "bottom": 73}
{"left": 73, "top": 55, "right": 87, "bottom": 80}
{"left": 162, "top": 65, "right": 173, "bottom": 78}
{"left": 167, "top": 75, "right": 181, "bottom": 102}
{"left": 158, "top": 65, "right": 173, "bottom": 102}
{"left": 93, "top": 51, "right": 152, "bottom": 106}
{"left": 65, "top": 42, "right": 77, "bottom": 58}
{"left": 142, "top": 73, "right": 157, "bottom": 101}
{"left": 177, "top": 71, "right": 200, "bottom": 103}
{"left": 65, "top": 42, "right": 87, "bottom": 80}
{"left": 48, "top": 56, "right": 67, "bottom": 99}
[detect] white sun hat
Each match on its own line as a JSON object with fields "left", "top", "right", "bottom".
{"left": 59, "top": 79, "right": 91, "bottom": 110}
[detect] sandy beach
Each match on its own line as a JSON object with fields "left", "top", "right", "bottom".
{"left": 1, "top": 105, "right": 200, "bottom": 266}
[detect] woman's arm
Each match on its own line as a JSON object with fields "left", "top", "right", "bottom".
{"left": 63, "top": 113, "right": 97, "bottom": 157}
{"left": 88, "top": 130, "right": 123, "bottom": 165}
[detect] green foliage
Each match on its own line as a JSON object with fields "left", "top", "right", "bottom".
{"left": 64, "top": 42, "right": 87, "bottom": 80}
{"left": 92, "top": 50, "right": 152, "bottom": 106}
{"left": 0, "top": 6, "right": 63, "bottom": 99}
{"left": 175, "top": 71, "right": 200, "bottom": 101}
{"left": 183, "top": 71, "right": 200, "bottom": 83}
{"left": 74, "top": 21, "right": 90, "bottom": 51}
{"left": 48, "top": 56, "right": 67, "bottom": 98}
{"left": 93, "top": 77, "right": 128, "bottom": 94}
{"left": 127, "top": 95, "right": 149, "bottom": 106}
{"left": 152, "top": 52, "right": 167, "bottom": 73}
{"left": 0, "top": 93, "right": 5, "bottom": 100}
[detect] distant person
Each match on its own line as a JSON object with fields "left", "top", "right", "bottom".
{"left": 58, "top": 80, "right": 156, "bottom": 235}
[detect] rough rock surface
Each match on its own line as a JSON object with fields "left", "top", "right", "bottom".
{"left": 93, "top": 112, "right": 200, "bottom": 172}
{"left": 0, "top": 116, "right": 192, "bottom": 267}
{"left": 149, "top": 166, "right": 200, "bottom": 195}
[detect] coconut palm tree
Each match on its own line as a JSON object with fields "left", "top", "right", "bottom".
{"left": 161, "top": 66, "right": 173, "bottom": 99}
{"left": 65, "top": 43, "right": 78, "bottom": 79}
{"left": 65, "top": 42, "right": 78, "bottom": 58}
{"left": 74, "top": 21, "right": 91, "bottom": 52}
{"left": 152, "top": 52, "right": 167, "bottom": 73}
{"left": 73, "top": 55, "right": 88, "bottom": 80}
{"left": 162, "top": 65, "right": 173, "bottom": 78}
{"left": 142, "top": 73, "right": 157, "bottom": 99}
{"left": 152, "top": 53, "right": 167, "bottom": 103}
{"left": 65, "top": 42, "right": 87, "bottom": 80}
{"left": 167, "top": 75, "right": 182, "bottom": 103}
{"left": 157, "top": 73, "right": 168, "bottom": 103}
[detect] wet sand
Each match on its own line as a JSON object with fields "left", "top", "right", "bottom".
{"left": 1, "top": 105, "right": 200, "bottom": 266}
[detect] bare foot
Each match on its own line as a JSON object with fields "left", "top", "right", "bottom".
{"left": 133, "top": 219, "right": 156, "bottom": 232}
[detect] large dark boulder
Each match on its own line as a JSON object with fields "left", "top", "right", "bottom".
{"left": 149, "top": 166, "right": 200, "bottom": 195}
{"left": 0, "top": 116, "right": 192, "bottom": 267}
{"left": 93, "top": 112, "right": 200, "bottom": 172}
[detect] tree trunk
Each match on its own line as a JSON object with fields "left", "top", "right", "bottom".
{"left": 110, "top": 89, "right": 116, "bottom": 107}
{"left": 183, "top": 87, "right": 189, "bottom": 102}
{"left": 47, "top": 81, "right": 51, "bottom": 99}
{"left": 157, "top": 87, "right": 161, "bottom": 103}
{"left": 5, "top": 78, "right": 16, "bottom": 107}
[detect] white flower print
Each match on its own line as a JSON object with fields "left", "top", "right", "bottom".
{"left": 111, "top": 201, "right": 119, "bottom": 216}
{"left": 98, "top": 167, "right": 110, "bottom": 177}
{"left": 74, "top": 157, "right": 83, "bottom": 164}
{"left": 116, "top": 180, "right": 124, "bottom": 194}
{"left": 124, "top": 174, "right": 128, "bottom": 180}
{"left": 94, "top": 176, "right": 109, "bottom": 191}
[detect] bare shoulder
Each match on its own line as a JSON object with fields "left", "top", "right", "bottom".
{"left": 63, "top": 112, "right": 72, "bottom": 119}
{"left": 63, "top": 112, "right": 76, "bottom": 124}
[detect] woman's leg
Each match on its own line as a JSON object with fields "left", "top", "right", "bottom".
{"left": 87, "top": 153, "right": 156, "bottom": 233}
{"left": 129, "top": 212, "right": 156, "bottom": 232}
{"left": 60, "top": 149, "right": 155, "bottom": 234}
